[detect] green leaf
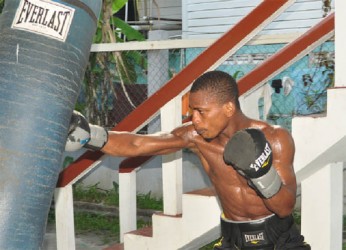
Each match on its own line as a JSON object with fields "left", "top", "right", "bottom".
{"left": 115, "top": 52, "right": 137, "bottom": 84}
{"left": 93, "top": 28, "right": 103, "bottom": 43}
{"left": 0, "top": 0, "right": 4, "bottom": 14}
{"left": 127, "top": 50, "right": 147, "bottom": 67}
{"left": 232, "top": 70, "right": 245, "bottom": 80}
{"left": 112, "top": 0, "right": 128, "bottom": 15}
{"left": 112, "top": 16, "right": 145, "bottom": 41}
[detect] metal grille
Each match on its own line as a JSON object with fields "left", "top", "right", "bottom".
{"left": 77, "top": 39, "right": 334, "bottom": 133}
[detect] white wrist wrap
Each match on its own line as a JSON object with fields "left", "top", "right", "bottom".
{"left": 251, "top": 166, "right": 282, "bottom": 199}
{"left": 86, "top": 125, "right": 108, "bottom": 151}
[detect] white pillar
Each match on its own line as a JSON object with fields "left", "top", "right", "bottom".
{"left": 301, "top": 162, "right": 343, "bottom": 250}
{"left": 147, "top": 30, "right": 170, "bottom": 198}
{"left": 335, "top": 0, "right": 346, "bottom": 87}
{"left": 147, "top": 30, "right": 170, "bottom": 133}
{"left": 161, "top": 97, "right": 183, "bottom": 215}
{"left": 54, "top": 185, "right": 76, "bottom": 250}
{"left": 119, "top": 171, "right": 137, "bottom": 242}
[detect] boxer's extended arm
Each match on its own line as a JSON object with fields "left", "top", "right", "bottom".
{"left": 103, "top": 122, "right": 196, "bottom": 156}
{"left": 102, "top": 130, "right": 189, "bottom": 157}
{"left": 224, "top": 128, "right": 296, "bottom": 217}
{"left": 65, "top": 111, "right": 193, "bottom": 156}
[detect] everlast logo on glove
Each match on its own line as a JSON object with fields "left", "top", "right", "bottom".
{"left": 250, "top": 143, "right": 272, "bottom": 172}
{"left": 224, "top": 129, "right": 281, "bottom": 198}
{"left": 12, "top": 0, "right": 75, "bottom": 42}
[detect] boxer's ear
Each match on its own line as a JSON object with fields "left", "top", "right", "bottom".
{"left": 223, "top": 102, "right": 235, "bottom": 117}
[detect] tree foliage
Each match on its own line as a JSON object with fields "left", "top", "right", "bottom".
{"left": 81, "top": 0, "right": 146, "bottom": 126}
{"left": 0, "top": 0, "right": 4, "bottom": 14}
{"left": 0, "top": 0, "right": 145, "bottom": 126}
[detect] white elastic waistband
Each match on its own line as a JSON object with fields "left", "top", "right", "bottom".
{"left": 221, "top": 213, "right": 275, "bottom": 224}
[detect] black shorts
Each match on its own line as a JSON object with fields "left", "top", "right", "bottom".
{"left": 213, "top": 214, "right": 311, "bottom": 250}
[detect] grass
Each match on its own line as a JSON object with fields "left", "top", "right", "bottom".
{"left": 72, "top": 182, "right": 119, "bottom": 205}
{"left": 72, "top": 182, "right": 163, "bottom": 210}
{"left": 73, "top": 212, "right": 120, "bottom": 243}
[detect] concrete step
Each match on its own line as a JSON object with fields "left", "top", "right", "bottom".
{"left": 103, "top": 243, "right": 124, "bottom": 250}
{"left": 122, "top": 188, "right": 221, "bottom": 250}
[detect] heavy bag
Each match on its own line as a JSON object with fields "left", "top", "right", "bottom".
{"left": 0, "top": 0, "right": 101, "bottom": 249}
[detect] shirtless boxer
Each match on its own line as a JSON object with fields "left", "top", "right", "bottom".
{"left": 66, "top": 70, "right": 310, "bottom": 249}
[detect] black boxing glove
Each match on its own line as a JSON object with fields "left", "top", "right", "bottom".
{"left": 65, "top": 111, "right": 108, "bottom": 152}
{"left": 223, "top": 128, "right": 282, "bottom": 198}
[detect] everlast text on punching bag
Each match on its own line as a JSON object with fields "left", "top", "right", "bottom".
{"left": 0, "top": 0, "right": 101, "bottom": 249}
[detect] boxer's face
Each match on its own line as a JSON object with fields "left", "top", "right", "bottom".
{"left": 189, "top": 90, "right": 229, "bottom": 139}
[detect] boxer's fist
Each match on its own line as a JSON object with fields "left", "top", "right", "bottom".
{"left": 223, "top": 128, "right": 282, "bottom": 198}
{"left": 65, "top": 111, "right": 108, "bottom": 152}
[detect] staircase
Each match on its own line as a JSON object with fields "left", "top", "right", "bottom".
{"left": 107, "top": 188, "right": 221, "bottom": 250}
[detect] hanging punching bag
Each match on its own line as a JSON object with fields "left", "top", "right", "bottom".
{"left": 0, "top": 0, "right": 101, "bottom": 249}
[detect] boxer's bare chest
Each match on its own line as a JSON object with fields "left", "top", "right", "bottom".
{"left": 194, "top": 140, "right": 271, "bottom": 220}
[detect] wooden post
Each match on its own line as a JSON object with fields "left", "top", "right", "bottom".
{"left": 161, "top": 97, "right": 183, "bottom": 215}
{"left": 119, "top": 171, "right": 138, "bottom": 242}
{"left": 55, "top": 185, "right": 76, "bottom": 250}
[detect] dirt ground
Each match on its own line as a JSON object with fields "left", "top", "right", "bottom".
{"left": 42, "top": 223, "right": 119, "bottom": 250}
